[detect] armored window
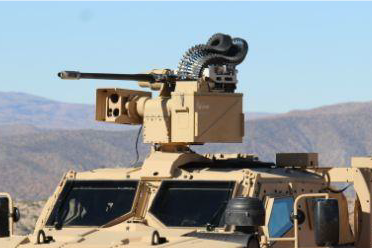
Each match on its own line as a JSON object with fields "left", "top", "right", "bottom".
{"left": 268, "top": 197, "right": 294, "bottom": 237}
{"left": 0, "top": 196, "right": 10, "bottom": 237}
{"left": 150, "top": 180, "right": 235, "bottom": 227}
{"left": 46, "top": 180, "right": 138, "bottom": 227}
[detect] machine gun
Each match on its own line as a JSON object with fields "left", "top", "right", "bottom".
{"left": 58, "top": 34, "right": 248, "bottom": 148}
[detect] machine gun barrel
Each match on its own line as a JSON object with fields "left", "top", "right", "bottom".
{"left": 58, "top": 71, "right": 157, "bottom": 83}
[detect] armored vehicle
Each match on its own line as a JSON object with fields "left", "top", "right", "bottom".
{"left": 0, "top": 33, "right": 370, "bottom": 248}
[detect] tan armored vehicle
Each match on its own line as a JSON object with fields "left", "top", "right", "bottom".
{"left": 0, "top": 33, "right": 370, "bottom": 248}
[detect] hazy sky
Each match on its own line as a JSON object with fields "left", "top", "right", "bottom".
{"left": 0, "top": 1, "right": 371, "bottom": 113}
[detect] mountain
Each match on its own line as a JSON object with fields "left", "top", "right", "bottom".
{"left": 0, "top": 128, "right": 149, "bottom": 200}
{"left": 0, "top": 92, "right": 132, "bottom": 130}
{"left": 0, "top": 92, "right": 371, "bottom": 200}
{"left": 245, "top": 112, "right": 276, "bottom": 120}
{"left": 0, "top": 124, "right": 42, "bottom": 137}
{"left": 197, "top": 101, "right": 372, "bottom": 166}
{"left": 0, "top": 92, "right": 92, "bottom": 129}
{"left": 0, "top": 91, "right": 274, "bottom": 131}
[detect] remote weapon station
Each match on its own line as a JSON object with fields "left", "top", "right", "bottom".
{"left": 0, "top": 34, "right": 371, "bottom": 248}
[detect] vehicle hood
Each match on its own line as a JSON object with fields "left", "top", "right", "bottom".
{"left": 0, "top": 224, "right": 244, "bottom": 248}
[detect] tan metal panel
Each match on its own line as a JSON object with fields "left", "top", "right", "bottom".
{"left": 171, "top": 92, "right": 243, "bottom": 143}
{"left": 143, "top": 98, "right": 171, "bottom": 143}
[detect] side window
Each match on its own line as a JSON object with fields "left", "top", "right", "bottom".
{"left": 268, "top": 197, "right": 294, "bottom": 237}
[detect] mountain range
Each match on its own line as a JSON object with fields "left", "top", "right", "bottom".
{"left": 0, "top": 91, "right": 273, "bottom": 130}
{"left": 0, "top": 91, "right": 371, "bottom": 200}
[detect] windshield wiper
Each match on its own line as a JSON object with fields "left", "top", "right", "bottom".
{"left": 205, "top": 200, "right": 228, "bottom": 231}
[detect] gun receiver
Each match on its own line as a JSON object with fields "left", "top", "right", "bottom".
{"left": 58, "top": 71, "right": 178, "bottom": 83}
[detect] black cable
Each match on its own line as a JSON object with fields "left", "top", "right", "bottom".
{"left": 322, "top": 172, "right": 352, "bottom": 193}
{"left": 130, "top": 125, "right": 143, "bottom": 167}
{"left": 326, "top": 184, "right": 352, "bottom": 194}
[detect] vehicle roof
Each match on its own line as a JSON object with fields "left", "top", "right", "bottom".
{"left": 73, "top": 162, "right": 323, "bottom": 182}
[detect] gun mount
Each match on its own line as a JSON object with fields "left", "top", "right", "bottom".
{"left": 58, "top": 34, "right": 248, "bottom": 147}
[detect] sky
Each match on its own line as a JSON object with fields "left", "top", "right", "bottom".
{"left": 0, "top": 1, "right": 371, "bottom": 113}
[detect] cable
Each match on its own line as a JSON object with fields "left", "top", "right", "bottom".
{"left": 322, "top": 171, "right": 352, "bottom": 193}
{"left": 130, "top": 125, "right": 143, "bottom": 167}
{"left": 326, "top": 184, "right": 352, "bottom": 194}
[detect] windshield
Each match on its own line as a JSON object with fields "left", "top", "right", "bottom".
{"left": 46, "top": 180, "right": 138, "bottom": 227}
{"left": 150, "top": 181, "right": 235, "bottom": 227}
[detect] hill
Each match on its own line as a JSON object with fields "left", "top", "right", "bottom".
{"left": 0, "top": 92, "right": 94, "bottom": 129}
{"left": 197, "top": 101, "right": 372, "bottom": 165}
{"left": 0, "top": 92, "right": 134, "bottom": 131}
{"left": 0, "top": 91, "right": 272, "bottom": 132}
{"left": 0, "top": 93, "right": 371, "bottom": 200}
{"left": 0, "top": 127, "right": 148, "bottom": 200}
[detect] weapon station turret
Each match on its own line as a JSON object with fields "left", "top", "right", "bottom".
{"left": 58, "top": 33, "right": 248, "bottom": 155}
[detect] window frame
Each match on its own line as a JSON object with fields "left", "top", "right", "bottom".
{"left": 45, "top": 179, "right": 140, "bottom": 228}
{"left": 148, "top": 180, "right": 237, "bottom": 228}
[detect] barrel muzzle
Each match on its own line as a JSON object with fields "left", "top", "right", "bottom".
{"left": 58, "top": 71, "right": 81, "bottom": 80}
